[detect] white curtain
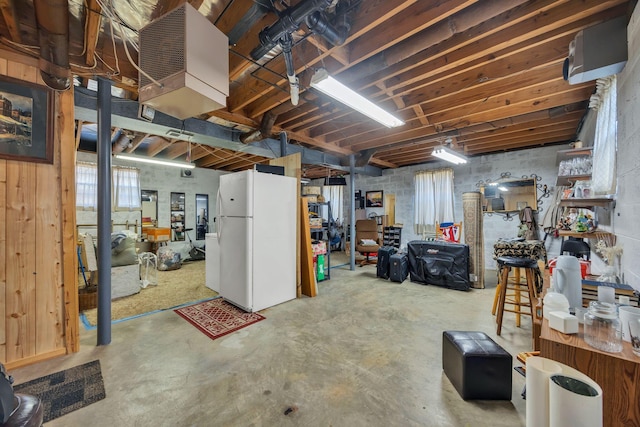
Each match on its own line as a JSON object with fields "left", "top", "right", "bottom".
{"left": 76, "top": 162, "right": 141, "bottom": 210}
{"left": 590, "top": 76, "right": 617, "bottom": 195}
{"left": 113, "top": 166, "right": 141, "bottom": 210}
{"left": 414, "top": 168, "right": 455, "bottom": 237}
{"left": 76, "top": 162, "right": 98, "bottom": 210}
{"left": 322, "top": 185, "right": 344, "bottom": 225}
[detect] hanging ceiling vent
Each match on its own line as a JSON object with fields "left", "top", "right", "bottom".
{"left": 563, "top": 16, "right": 627, "bottom": 85}
{"left": 138, "top": 3, "right": 229, "bottom": 120}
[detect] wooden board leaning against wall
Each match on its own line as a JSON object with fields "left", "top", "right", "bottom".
{"left": 0, "top": 53, "right": 79, "bottom": 369}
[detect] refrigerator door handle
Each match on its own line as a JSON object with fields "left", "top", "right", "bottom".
{"left": 216, "top": 188, "right": 223, "bottom": 241}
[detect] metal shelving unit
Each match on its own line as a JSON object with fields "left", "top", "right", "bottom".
{"left": 308, "top": 202, "right": 332, "bottom": 281}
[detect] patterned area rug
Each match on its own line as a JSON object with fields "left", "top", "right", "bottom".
{"left": 13, "top": 360, "right": 105, "bottom": 423}
{"left": 174, "top": 298, "right": 265, "bottom": 341}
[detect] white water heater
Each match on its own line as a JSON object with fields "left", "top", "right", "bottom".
{"left": 138, "top": 3, "right": 229, "bottom": 120}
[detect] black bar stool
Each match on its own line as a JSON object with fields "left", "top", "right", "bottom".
{"left": 495, "top": 256, "right": 539, "bottom": 336}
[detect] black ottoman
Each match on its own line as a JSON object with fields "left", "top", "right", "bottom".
{"left": 442, "top": 331, "right": 512, "bottom": 400}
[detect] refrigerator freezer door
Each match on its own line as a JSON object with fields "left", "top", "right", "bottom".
{"left": 219, "top": 170, "right": 253, "bottom": 218}
{"left": 251, "top": 172, "right": 297, "bottom": 311}
{"left": 219, "top": 216, "right": 253, "bottom": 311}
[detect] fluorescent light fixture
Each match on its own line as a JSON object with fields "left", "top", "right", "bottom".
{"left": 310, "top": 68, "right": 404, "bottom": 128}
{"left": 498, "top": 186, "right": 509, "bottom": 192}
{"left": 431, "top": 146, "right": 468, "bottom": 164}
{"left": 114, "top": 153, "right": 195, "bottom": 169}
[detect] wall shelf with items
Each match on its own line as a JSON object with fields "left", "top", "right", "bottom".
{"left": 170, "top": 192, "right": 185, "bottom": 242}
{"left": 556, "top": 173, "right": 591, "bottom": 186}
{"left": 383, "top": 226, "right": 402, "bottom": 249}
{"left": 558, "top": 197, "right": 615, "bottom": 208}
{"left": 308, "top": 202, "right": 333, "bottom": 281}
{"left": 556, "top": 147, "right": 593, "bottom": 186}
{"left": 555, "top": 147, "right": 593, "bottom": 163}
{"left": 557, "top": 230, "right": 614, "bottom": 240}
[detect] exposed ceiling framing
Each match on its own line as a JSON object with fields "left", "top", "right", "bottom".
{"left": 0, "top": 0, "right": 632, "bottom": 178}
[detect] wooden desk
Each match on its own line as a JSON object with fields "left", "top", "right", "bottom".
{"left": 540, "top": 320, "right": 640, "bottom": 427}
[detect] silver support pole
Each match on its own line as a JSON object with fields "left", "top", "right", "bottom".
{"left": 97, "top": 77, "right": 112, "bottom": 345}
{"left": 280, "top": 132, "right": 287, "bottom": 157}
{"left": 349, "top": 154, "right": 356, "bottom": 270}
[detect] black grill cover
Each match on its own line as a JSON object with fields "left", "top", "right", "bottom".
{"left": 407, "top": 241, "right": 470, "bottom": 291}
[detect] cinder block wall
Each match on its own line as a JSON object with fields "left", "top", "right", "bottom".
{"left": 348, "top": 145, "right": 563, "bottom": 271}
{"left": 76, "top": 151, "right": 225, "bottom": 256}
{"left": 606, "top": 5, "right": 640, "bottom": 289}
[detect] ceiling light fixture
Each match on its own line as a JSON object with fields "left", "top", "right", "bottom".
{"left": 114, "top": 153, "right": 195, "bottom": 169}
{"left": 431, "top": 146, "right": 468, "bottom": 165}
{"left": 310, "top": 68, "right": 404, "bottom": 128}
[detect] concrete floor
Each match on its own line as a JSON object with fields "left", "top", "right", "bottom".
{"left": 11, "top": 264, "right": 533, "bottom": 427}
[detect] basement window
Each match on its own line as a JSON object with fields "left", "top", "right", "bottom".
{"left": 75, "top": 162, "right": 141, "bottom": 210}
{"left": 414, "top": 168, "right": 455, "bottom": 237}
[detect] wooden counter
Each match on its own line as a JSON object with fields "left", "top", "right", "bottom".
{"left": 539, "top": 320, "right": 640, "bottom": 427}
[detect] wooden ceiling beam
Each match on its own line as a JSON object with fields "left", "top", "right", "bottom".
{"left": 0, "top": 0, "right": 21, "bottom": 43}
{"left": 428, "top": 80, "right": 592, "bottom": 129}
{"left": 459, "top": 120, "right": 580, "bottom": 147}
{"left": 463, "top": 129, "right": 577, "bottom": 150}
{"left": 464, "top": 135, "right": 574, "bottom": 155}
{"left": 146, "top": 137, "right": 173, "bottom": 157}
{"left": 316, "top": 0, "right": 533, "bottom": 106}
{"left": 163, "top": 141, "right": 189, "bottom": 159}
{"left": 365, "top": 0, "right": 622, "bottom": 95}
{"left": 84, "top": 0, "right": 102, "bottom": 67}
{"left": 323, "top": 7, "right": 623, "bottom": 145}
{"left": 420, "top": 65, "right": 566, "bottom": 119}
{"left": 227, "top": 0, "right": 421, "bottom": 114}
{"left": 126, "top": 133, "right": 150, "bottom": 153}
{"left": 347, "top": 0, "right": 477, "bottom": 66}
{"left": 190, "top": 145, "right": 219, "bottom": 162}
{"left": 150, "top": 0, "right": 206, "bottom": 21}
{"left": 198, "top": 149, "right": 249, "bottom": 168}
{"left": 347, "top": 101, "right": 587, "bottom": 152}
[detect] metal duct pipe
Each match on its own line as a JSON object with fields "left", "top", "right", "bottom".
{"left": 112, "top": 131, "right": 131, "bottom": 154}
{"left": 306, "top": 1, "right": 352, "bottom": 46}
{"left": 280, "top": 33, "right": 299, "bottom": 105}
{"left": 250, "top": 0, "right": 332, "bottom": 60}
{"left": 34, "top": 0, "right": 71, "bottom": 90}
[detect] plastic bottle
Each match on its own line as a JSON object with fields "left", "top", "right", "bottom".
{"left": 317, "top": 255, "right": 325, "bottom": 281}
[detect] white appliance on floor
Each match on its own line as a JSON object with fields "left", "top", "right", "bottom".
{"left": 217, "top": 170, "right": 297, "bottom": 312}
{"left": 205, "top": 232, "right": 219, "bottom": 292}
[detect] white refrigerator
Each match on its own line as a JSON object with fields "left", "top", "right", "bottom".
{"left": 217, "top": 170, "right": 297, "bottom": 312}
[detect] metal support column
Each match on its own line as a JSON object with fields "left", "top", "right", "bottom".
{"left": 349, "top": 154, "right": 356, "bottom": 270}
{"left": 280, "top": 132, "right": 287, "bottom": 157}
{"left": 97, "top": 77, "right": 112, "bottom": 345}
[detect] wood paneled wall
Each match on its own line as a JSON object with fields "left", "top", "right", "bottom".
{"left": 0, "top": 55, "right": 78, "bottom": 369}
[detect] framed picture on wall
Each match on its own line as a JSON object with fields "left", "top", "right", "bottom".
{"left": 0, "top": 75, "right": 54, "bottom": 164}
{"left": 365, "top": 190, "right": 384, "bottom": 208}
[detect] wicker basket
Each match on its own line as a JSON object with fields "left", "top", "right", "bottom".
{"left": 78, "top": 287, "right": 98, "bottom": 311}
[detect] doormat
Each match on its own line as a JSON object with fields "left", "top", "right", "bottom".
{"left": 13, "top": 360, "right": 106, "bottom": 423}
{"left": 174, "top": 297, "right": 265, "bottom": 341}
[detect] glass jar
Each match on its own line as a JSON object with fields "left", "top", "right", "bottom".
{"left": 583, "top": 301, "right": 622, "bottom": 353}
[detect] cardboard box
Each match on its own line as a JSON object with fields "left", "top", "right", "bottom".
{"left": 309, "top": 218, "right": 323, "bottom": 228}
{"left": 306, "top": 195, "right": 318, "bottom": 203}
{"left": 147, "top": 227, "right": 170, "bottom": 242}
{"left": 312, "top": 240, "right": 327, "bottom": 255}
{"left": 302, "top": 185, "right": 321, "bottom": 195}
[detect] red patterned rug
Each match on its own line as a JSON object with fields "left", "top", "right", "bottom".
{"left": 174, "top": 298, "right": 265, "bottom": 341}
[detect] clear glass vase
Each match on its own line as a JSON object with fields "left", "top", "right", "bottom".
{"left": 597, "top": 265, "right": 619, "bottom": 284}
